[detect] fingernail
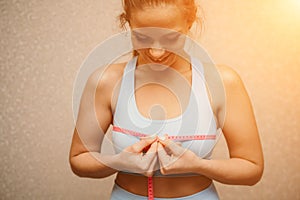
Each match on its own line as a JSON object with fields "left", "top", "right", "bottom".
{"left": 141, "top": 133, "right": 157, "bottom": 140}
{"left": 158, "top": 136, "right": 166, "bottom": 141}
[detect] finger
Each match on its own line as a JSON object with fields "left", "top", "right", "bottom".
{"left": 152, "top": 157, "right": 160, "bottom": 171}
{"left": 157, "top": 133, "right": 171, "bottom": 146}
{"left": 144, "top": 154, "right": 159, "bottom": 177}
{"left": 142, "top": 142, "right": 158, "bottom": 162}
{"left": 175, "top": 142, "right": 182, "bottom": 146}
{"left": 140, "top": 133, "right": 157, "bottom": 140}
{"left": 128, "top": 138, "right": 157, "bottom": 153}
{"left": 159, "top": 138, "right": 184, "bottom": 156}
{"left": 157, "top": 142, "right": 170, "bottom": 164}
{"left": 157, "top": 142, "right": 174, "bottom": 175}
{"left": 141, "top": 137, "right": 158, "bottom": 153}
{"left": 147, "top": 141, "right": 158, "bottom": 153}
{"left": 157, "top": 136, "right": 170, "bottom": 146}
{"left": 157, "top": 135, "right": 168, "bottom": 151}
{"left": 139, "top": 143, "right": 158, "bottom": 176}
{"left": 143, "top": 159, "right": 158, "bottom": 177}
{"left": 143, "top": 171, "right": 154, "bottom": 177}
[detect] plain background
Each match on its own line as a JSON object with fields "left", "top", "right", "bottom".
{"left": 1, "top": 0, "right": 299, "bottom": 199}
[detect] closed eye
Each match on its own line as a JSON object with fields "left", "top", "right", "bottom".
{"left": 163, "top": 33, "right": 181, "bottom": 42}
{"left": 167, "top": 35, "right": 180, "bottom": 41}
{"left": 133, "top": 32, "right": 153, "bottom": 43}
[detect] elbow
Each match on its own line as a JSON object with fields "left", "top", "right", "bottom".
{"left": 246, "top": 176, "right": 262, "bottom": 186}
{"left": 246, "top": 164, "right": 264, "bottom": 186}
{"left": 70, "top": 165, "right": 84, "bottom": 178}
{"left": 69, "top": 156, "right": 86, "bottom": 178}
{"left": 69, "top": 162, "right": 81, "bottom": 177}
{"left": 228, "top": 159, "right": 264, "bottom": 186}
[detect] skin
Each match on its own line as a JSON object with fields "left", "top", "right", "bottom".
{"left": 69, "top": 3, "right": 264, "bottom": 198}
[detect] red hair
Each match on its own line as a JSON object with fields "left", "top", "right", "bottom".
{"left": 119, "top": 0, "right": 202, "bottom": 30}
{"left": 118, "top": 0, "right": 204, "bottom": 56}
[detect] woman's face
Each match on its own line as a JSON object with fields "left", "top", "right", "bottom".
{"left": 129, "top": 4, "right": 190, "bottom": 66}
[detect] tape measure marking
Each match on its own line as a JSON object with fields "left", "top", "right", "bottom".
{"left": 112, "top": 125, "right": 217, "bottom": 199}
{"left": 112, "top": 126, "right": 216, "bottom": 141}
{"left": 148, "top": 177, "right": 154, "bottom": 200}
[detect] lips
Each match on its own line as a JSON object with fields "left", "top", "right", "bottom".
{"left": 147, "top": 53, "right": 171, "bottom": 64}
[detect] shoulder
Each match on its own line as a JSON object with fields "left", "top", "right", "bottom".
{"left": 216, "top": 65, "right": 244, "bottom": 90}
{"left": 86, "top": 62, "right": 127, "bottom": 93}
{"left": 216, "top": 65, "right": 252, "bottom": 118}
{"left": 201, "top": 62, "right": 242, "bottom": 87}
{"left": 202, "top": 63, "right": 247, "bottom": 123}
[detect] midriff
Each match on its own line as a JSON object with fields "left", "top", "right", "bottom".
{"left": 115, "top": 172, "right": 212, "bottom": 198}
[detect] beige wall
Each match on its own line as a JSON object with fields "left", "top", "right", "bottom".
{"left": 1, "top": 0, "right": 299, "bottom": 199}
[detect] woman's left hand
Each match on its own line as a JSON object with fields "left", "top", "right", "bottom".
{"left": 157, "top": 137, "right": 200, "bottom": 175}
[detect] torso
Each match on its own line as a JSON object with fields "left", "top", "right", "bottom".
{"left": 98, "top": 56, "right": 225, "bottom": 197}
{"left": 115, "top": 173, "right": 212, "bottom": 198}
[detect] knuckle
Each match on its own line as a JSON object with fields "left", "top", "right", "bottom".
{"left": 144, "top": 171, "right": 153, "bottom": 177}
{"left": 160, "top": 165, "right": 172, "bottom": 175}
{"left": 160, "top": 168, "right": 168, "bottom": 175}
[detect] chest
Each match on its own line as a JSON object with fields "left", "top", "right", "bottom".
{"left": 133, "top": 67, "right": 192, "bottom": 121}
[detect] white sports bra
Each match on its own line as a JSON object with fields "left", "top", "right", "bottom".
{"left": 112, "top": 56, "right": 218, "bottom": 164}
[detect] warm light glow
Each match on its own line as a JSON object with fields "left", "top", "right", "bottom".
{"left": 293, "top": 0, "right": 300, "bottom": 7}
{"left": 263, "top": 0, "right": 300, "bottom": 26}
{"left": 282, "top": 0, "right": 300, "bottom": 18}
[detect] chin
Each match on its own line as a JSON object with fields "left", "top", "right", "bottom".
{"left": 143, "top": 53, "right": 177, "bottom": 66}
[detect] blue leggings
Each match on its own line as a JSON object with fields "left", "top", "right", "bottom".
{"left": 110, "top": 183, "right": 219, "bottom": 200}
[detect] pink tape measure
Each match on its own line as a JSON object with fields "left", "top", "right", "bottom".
{"left": 112, "top": 126, "right": 216, "bottom": 141}
{"left": 113, "top": 126, "right": 216, "bottom": 200}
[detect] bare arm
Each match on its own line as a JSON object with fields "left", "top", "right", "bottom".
{"left": 69, "top": 67, "right": 117, "bottom": 178}
{"left": 193, "top": 66, "right": 264, "bottom": 185}
{"left": 158, "top": 66, "right": 264, "bottom": 185}
{"left": 69, "top": 63, "right": 160, "bottom": 178}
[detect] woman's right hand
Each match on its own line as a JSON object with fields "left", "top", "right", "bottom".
{"left": 110, "top": 137, "right": 159, "bottom": 177}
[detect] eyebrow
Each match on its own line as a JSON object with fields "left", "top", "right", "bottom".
{"left": 132, "top": 31, "right": 148, "bottom": 37}
{"left": 164, "top": 32, "right": 181, "bottom": 37}
{"left": 132, "top": 30, "right": 182, "bottom": 37}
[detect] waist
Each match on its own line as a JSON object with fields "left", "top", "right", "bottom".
{"left": 115, "top": 172, "right": 212, "bottom": 198}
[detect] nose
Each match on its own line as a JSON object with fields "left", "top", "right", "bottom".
{"left": 149, "top": 48, "right": 165, "bottom": 59}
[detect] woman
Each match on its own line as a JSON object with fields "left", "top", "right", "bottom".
{"left": 69, "top": 0, "right": 264, "bottom": 199}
